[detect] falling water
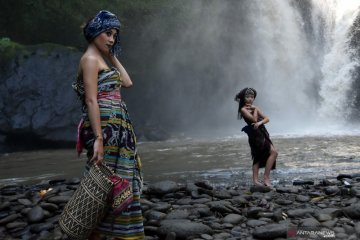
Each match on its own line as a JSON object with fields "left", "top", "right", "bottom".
{"left": 140, "top": 0, "right": 360, "bottom": 136}
{"left": 315, "top": 0, "right": 360, "bottom": 125}
{"left": 239, "top": 0, "right": 360, "bottom": 134}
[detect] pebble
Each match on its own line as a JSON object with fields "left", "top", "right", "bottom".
{"left": 1, "top": 174, "right": 360, "bottom": 239}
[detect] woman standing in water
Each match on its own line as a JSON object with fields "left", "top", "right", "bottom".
{"left": 235, "top": 88, "right": 277, "bottom": 187}
{"left": 73, "top": 10, "right": 144, "bottom": 239}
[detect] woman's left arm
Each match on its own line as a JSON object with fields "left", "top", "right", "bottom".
{"left": 252, "top": 107, "right": 269, "bottom": 129}
{"left": 108, "top": 55, "right": 133, "bottom": 87}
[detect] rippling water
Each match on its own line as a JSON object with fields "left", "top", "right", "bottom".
{"left": 1, "top": 135, "right": 360, "bottom": 187}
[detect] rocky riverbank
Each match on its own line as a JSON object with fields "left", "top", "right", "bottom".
{"left": 2, "top": 174, "right": 360, "bottom": 239}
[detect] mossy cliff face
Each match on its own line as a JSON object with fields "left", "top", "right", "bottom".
{"left": 0, "top": 39, "right": 81, "bottom": 148}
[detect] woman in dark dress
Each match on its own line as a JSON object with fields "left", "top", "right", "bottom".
{"left": 235, "top": 88, "right": 277, "bottom": 187}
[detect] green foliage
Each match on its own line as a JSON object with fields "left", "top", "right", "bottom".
{"left": 0, "top": 38, "right": 24, "bottom": 59}
{"left": 0, "top": 0, "right": 178, "bottom": 48}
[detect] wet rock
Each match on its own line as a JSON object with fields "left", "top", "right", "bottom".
{"left": 166, "top": 209, "right": 190, "bottom": 219}
{"left": 152, "top": 203, "right": 171, "bottom": 213}
{"left": 158, "top": 219, "right": 212, "bottom": 240}
{"left": 148, "top": 181, "right": 179, "bottom": 195}
{"left": 276, "top": 186, "right": 299, "bottom": 193}
{"left": 354, "top": 222, "right": 360, "bottom": 236}
{"left": 176, "top": 198, "right": 192, "bottom": 205}
{"left": 0, "top": 202, "right": 11, "bottom": 211}
{"left": 185, "top": 182, "right": 198, "bottom": 193}
{"left": 0, "top": 214, "right": 18, "bottom": 225}
{"left": 200, "top": 233, "right": 213, "bottom": 240}
{"left": 246, "top": 207, "right": 266, "bottom": 218}
{"left": 343, "top": 204, "right": 360, "bottom": 219}
{"left": 17, "top": 198, "right": 33, "bottom": 206}
{"left": 145, "top": 210, "right": 167, "bottom": 221}
{"left": 315, "top": 213, "right": 332, "bottom": 222}
{"left": 337, "top": 174, "right": 353, "bottom": 180}
{"left": 197, "top": 188, "right": 213, "bottom": 196}
{"left": 144, "top": 226, "right": 158, "bottom": 236}
{"left": 191, "top": 198, "right": 211, "bottom": 204}
{"left": 321, "top": 179, "right": 336, "bottom": 186}
{"left": 257, "top": 212, "right": 274, "bottom": 219}
{"left": 343, "top": 224, "right": 355, "bottom": 235}
{"left": 10, "top": 226, "right": 31, "bottom": 238}
{"left": 0, "top": 185, "right": 22, "bottom": 196}
{"left": 27, "top": 206, "right": 44, "bottom": 223}
{"left": 222, "top": 214, "right": 244, "bottom": 224}
{"left": 213, "top": 190, "right": 232, "bottom": 199}
{"left": 39, "top": 202, "right": 59, "bottom": 212}
{"left": 0, "top": 212, "right": 8, "bottom": 219}
{"left": 274, "top": 199, "right": 293, "bottom": 205}
{"left": 30, "top": 222, "right": 54, "bottom": 233}
{"left": 191, "top": 207, "right": 212, "bottom": 218}
{"left": 250, "top": 185, "right": 271, "bottom": 193}
{"left": 213, "top": 232, "right": 232, "bottom": 239}
{"left": 325, "top": 186, "right": 340, "bottom": 195}
{"left": 344, "top": 197, "right": 358, "bottom": 206}
{"left": 5, "top": 221, "right": 27, "bottom": 229}
{"left": 207, "top": 201, "right": 233, "bottom": 214}
{"left": 53, "top": 227, "right": 64, "bottom": 240}
{"left": 296, "top": 195, "right": 310, "bottom": 202}
{"left": 66, "top": 177, "right": 81, "bottom": 185}
{"left": 320, "top": 208, "right": 342, "bottom": 218}
{"left": 46, "top": 195, "right": 71, "bottom": 204}
{"left": 252, "top": 223, "right": 288, "bottom": 239}
{"left": 246, "top": 219, "right": 267, "bottom": 227}
{"left": 308, "top": 191, "right": 323, "bottom": 197}
{"left": 300, "top": 217, "right": 321, "bottom": 227}
{"left": 49, "top": 179, "right": 66, "bottom": 185}
{"left": 287, "top": 208, "right": 314, "bottom": 218}
{"left": 230, "top": 226, "right": 242, "bottom": 237}
{"left": 20, "top": 207, "right": 32, "bottom": 216}
{"left": 194, "top": 181, "right": 213, "bottom": 190}
{"left": 341, "top": 179, "right": 353, "bottom": 187}
{"left": 321, "top": 219, "right": 338, "bottom": 228}
{"left": 293, "top": 180, "right": 314, "bottom": 185}
{"left": 350, "top": 187, "right": 360, "bottom": 197}
{"left": 164, "top": 231, "right": 176, "bottom": 240}
{"left": 58, "top": 190, "right": 75, "bottom": 196}
{"left": 230, "top": 196, "right": 249, "bottom": 206}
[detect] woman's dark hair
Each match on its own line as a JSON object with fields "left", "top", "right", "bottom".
{"left": 235, "top": 87, "right": 257, "bottom": 119}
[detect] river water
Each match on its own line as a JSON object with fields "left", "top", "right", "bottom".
{"left": 1, "top": 134, "right": 360, "bottom": 188}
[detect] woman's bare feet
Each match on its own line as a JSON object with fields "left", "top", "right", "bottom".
{"left": 253, "top": 180, "right": 264, "bottom": 186}
{"left": 263, "top": 177, "right": 272, "bottom": 187}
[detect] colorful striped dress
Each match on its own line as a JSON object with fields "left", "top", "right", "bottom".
{"left": 73, "top": 67, "right": 144, "bottom": 239}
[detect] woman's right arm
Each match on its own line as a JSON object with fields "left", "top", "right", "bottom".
{"left": 240, "top": 107, "right": 258, "bottom": 123}
{"left": 81, "top": 56, "right": 104, "bottom": 164}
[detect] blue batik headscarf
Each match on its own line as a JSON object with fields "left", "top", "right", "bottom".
{"left": 83, "top": 10, "right": 121, "bottom": 56}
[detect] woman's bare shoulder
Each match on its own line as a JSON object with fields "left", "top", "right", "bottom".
{"left": 80, "top": 54, "right": 100, "bottom": 67}
{"left": 78, "top": 54, "right": 101, "bottom": 75}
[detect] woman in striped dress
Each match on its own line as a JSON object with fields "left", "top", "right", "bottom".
{"left": 72, "top": 10, "right": 144, "bottom": 239}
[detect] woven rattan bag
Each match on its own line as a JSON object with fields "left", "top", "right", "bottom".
{"left": 59, "top": 163, "right": 114, "bottom": 240}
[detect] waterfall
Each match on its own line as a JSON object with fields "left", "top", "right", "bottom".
{"left": 242, "top": 0, "right": 360, "bottom": 134}
{"left": 314, "top": 0, "right": 360, "bottom": 125}
{"left": 144, "top": 0, "right": 360, "bottom": 136}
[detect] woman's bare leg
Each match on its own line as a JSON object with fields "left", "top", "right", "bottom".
{"left": 252, "top": 162, "right": 263, "bottom": 185}
{"left": 263, "top": 145, "right": 278, "bottom": 187}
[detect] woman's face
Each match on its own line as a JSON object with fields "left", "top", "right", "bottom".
{"left": 244, "top": 94, "right": 254, "bottom": 105}
{"left": 93, "top": 28, "right": 118, "bottom": 54}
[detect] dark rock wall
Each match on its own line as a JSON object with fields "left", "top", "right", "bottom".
{"left": 0, "top": 44, "right": 81, "bottom": 150}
